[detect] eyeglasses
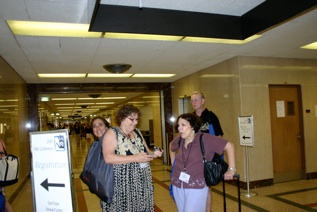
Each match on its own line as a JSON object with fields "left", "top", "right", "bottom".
{"left": 127, "top": 117, "right": 139, "bottom": 122}
{"left": 190, "top": 98, "right": 202, "bottom": 103}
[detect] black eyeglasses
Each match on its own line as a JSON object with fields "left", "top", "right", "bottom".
{"left": 127, "top": 117, "right": 139, "bottom": 122}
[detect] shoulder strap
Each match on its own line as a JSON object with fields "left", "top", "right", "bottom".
{"left": 112, "top": 127, "right": 119, "bottom": 138}
{"left": 199, "top": 133, "right": 206, "bottom": 161}
{"left": 133, "top": 128, "right": 148, "bottom": 153}
{"left": 133, "top": 128, "right": 142, "bottom": 139}
{"left": 99, "top": 128, "right": 109, "bottom": 142}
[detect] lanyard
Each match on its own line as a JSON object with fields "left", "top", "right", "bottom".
{"left": 182, "top": 141, "right": 192, "bottom": 172}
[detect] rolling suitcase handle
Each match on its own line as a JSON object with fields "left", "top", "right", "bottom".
{"left": 222, "top": 174, "right": 241, "bottom": 212}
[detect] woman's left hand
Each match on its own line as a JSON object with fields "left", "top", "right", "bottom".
{"left": 151, "top": 150, "right": 164, "bottom": 158}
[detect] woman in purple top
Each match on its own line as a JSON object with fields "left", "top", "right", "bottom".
{"left": 170, "top": 113, "right": 236, "bottom": 212}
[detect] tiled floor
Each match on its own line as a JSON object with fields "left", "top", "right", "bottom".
{"left": 9, "top": 136, "right": 317, "bottom": 211}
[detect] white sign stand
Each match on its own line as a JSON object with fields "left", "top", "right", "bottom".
{"left": 238, "top": 116, "right": 258, "bottom": 198}
{"left": 30, "top": 129, "right": 75, "bottom": 212}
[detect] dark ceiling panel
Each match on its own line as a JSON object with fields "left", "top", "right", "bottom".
{"left": 89, "top": 4, "right": 243, "bottom": 39}
{"left": 241, "top": 0, "right": 317, "bottom": 38}
{"left": 89, "top": 1, "right": 317, "bottom": 40}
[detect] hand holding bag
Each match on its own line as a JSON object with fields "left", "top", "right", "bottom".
{"left": 80, "top": 132, "right": 114, "bottom": 203}
{"left": 199, "top": 134, "right": 228, "bottom": 186}
{"left": 0, "top": 141, "right": 19, "bottom": 187}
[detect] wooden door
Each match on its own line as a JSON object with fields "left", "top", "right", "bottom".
{"left": 269, "top": 85, "right": 305, "bottom": 183}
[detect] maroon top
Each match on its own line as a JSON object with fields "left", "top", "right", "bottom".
{"left": 170, "top": 131, "right": 227, "bottom": 188}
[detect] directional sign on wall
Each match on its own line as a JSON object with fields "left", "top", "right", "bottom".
{"left": 238, "top": 116, "right": 254, "bottom": 147}
{"left": 30, "top": 129, "right": 74, "bottom": 212}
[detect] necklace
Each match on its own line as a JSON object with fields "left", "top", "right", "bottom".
{"left": 118, "top": 127, "right": 144, "bottom": 153}
{"left": 119, "top": 127, "right": 132, "bottom": 139}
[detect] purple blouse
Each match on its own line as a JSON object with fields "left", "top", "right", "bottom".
{"left": 170, "top": 131, "right": 227, "bottom": 188}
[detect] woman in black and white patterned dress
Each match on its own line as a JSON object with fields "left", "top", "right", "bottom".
{"left": 101, "top": 104, "right": 163, "bottom": 212}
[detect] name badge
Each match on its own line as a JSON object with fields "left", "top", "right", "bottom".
{"left": 139, "top": 162, "right": 149, "bottom": 168}
{"left": 179, "top": 171, "right": 190, "bottom": 183}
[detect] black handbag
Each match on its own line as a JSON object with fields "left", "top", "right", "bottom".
{"left": 199, "top": 134, "right": 228, "bottom": 186}
{"left": 0, "top": 141, "right": 19, "bottom": 187}
{"left": 80, "top": 132, "right": 114, "bottom": 203}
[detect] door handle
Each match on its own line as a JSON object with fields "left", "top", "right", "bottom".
{"left": 296, "top": 132, "right": 301, "bottom": 140}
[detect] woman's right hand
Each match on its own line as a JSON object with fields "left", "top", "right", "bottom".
{"left": 135, "top": 152, "right": 153, "bottom": 163}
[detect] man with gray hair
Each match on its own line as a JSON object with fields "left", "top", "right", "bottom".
{"left": 191, "top": 91, "right": 223, "bottom": 136}
{"left": 191, "top": 91, "right": 224, "bottom": 212}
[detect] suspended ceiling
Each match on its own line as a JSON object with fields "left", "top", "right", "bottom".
{"left": 0, "top": 0, "right": 317, "bottom": 119}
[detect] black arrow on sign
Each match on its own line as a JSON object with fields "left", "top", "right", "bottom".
{"left": 41, "top": 178, "right": 65, "bottom": 191}
{"left": 242, "top": 135, "right": 251, "bottom": 140}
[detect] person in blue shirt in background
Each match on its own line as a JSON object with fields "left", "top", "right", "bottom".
{"left": 191, "top": 91, "right": 224, "bottom": 212}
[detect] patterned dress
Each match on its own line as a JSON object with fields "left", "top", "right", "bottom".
{"left": 101, "top": 127, "right": 154, "bottom": 212}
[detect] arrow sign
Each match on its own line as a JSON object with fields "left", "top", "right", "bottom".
{"left": 238, "top": 116, "right": 254, "bottom": 147}
{"left": 242, "top": 135, "right": 251, "bottom": 139}
{"left": 41, "top": 178, "right": 65, "bottom": 191}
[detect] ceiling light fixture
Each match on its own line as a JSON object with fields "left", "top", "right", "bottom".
{"left": 87, "top": 73, "right": 132, "bottom": 78}
{"left": 38, "top": 73, "right": 86, "bottom": 78}
{"left": 7, "top": 20, "right": 102, "bottom": 38}
{"left": 132, "top": 74, "right": 175, "bottom": 78}
{"left": 103, "top": 64, "right": 132, "bottom": 74}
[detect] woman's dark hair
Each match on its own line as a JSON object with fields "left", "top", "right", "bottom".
{"left": 91, "top": 116, "right": 110, "bottom": 128}
{"left": 115, "top": 104, "right": 141, "bottom": 126}
{"left": 175, "top": 113, "right": 202, "bottom": 133}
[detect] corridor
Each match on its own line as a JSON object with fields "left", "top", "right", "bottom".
{"left": 9, "top": 135, "right": 317, "bottom": 212}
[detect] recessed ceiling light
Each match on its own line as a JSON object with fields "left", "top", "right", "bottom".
{"left": 95, "top": 102, "right": 115, "bottom": 104}
{"left": 183, "top": 34, "right": 261, "bottom": 44}
{"left": 100, "top": 97, "right": 126, "bottom": 100}
{"left": 52, "top": 98, "right": 77, "bottom": 100}
{"left": 132, "top": 74, "right": 175, "bottom": 78}
{"left": 142, "top": 96, "right": 160, "bottom": 98}
{"left": 38, "top": 73, "right": 86, "bottom": 78}
{"left": 105, "top": 32, "right": 183, "bottom": 41}
{"left": 0, "top": 105, "right": 18, "bottom": 107}
{"left": 7, "top": 20, "right": 102, "bottom": 38}
{"left": 301, "top": 41, "right": 317, "bottom": 50}
{"left": 87, "top": 74, "right": 132, "bottom": 78}
{"left": 40, "top": 96, "right": 50, "bottom": 102}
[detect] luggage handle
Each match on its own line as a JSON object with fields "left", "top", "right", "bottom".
{"left": 223, "top": 174, "right": 241, "bottom": 212}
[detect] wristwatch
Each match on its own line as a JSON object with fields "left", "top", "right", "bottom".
{"left": 228, "top": 167, "right": 236, "bottom": 171}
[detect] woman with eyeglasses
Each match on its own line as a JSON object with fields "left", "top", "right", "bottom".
{"left": 101, "top": 104, "right": 163, "bottom": 212}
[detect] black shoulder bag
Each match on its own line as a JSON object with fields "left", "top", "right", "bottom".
{"left": 199, "top": 134, "right": 228, "bottom": 186}
{"left": 80, "top": 130, "right": 114, "bottom": 203}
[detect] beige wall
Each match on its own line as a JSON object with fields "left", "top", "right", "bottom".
{"left": 172, "top": 56, "right": 317, "bottom": 182}
{"left": 0, "top": 56, "right": 29, "bottom": 199}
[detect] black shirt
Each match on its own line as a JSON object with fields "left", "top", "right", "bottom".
{"left": 195, "top": 108, "right": 224, "bottom": 136}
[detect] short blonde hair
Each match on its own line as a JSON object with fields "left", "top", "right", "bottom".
{"left": 191, "top": 91, "right": 205, "bottom": 99}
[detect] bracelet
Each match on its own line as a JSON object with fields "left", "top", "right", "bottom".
{"left": 228, "top": 167, "right": 236, "bottom": 171}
